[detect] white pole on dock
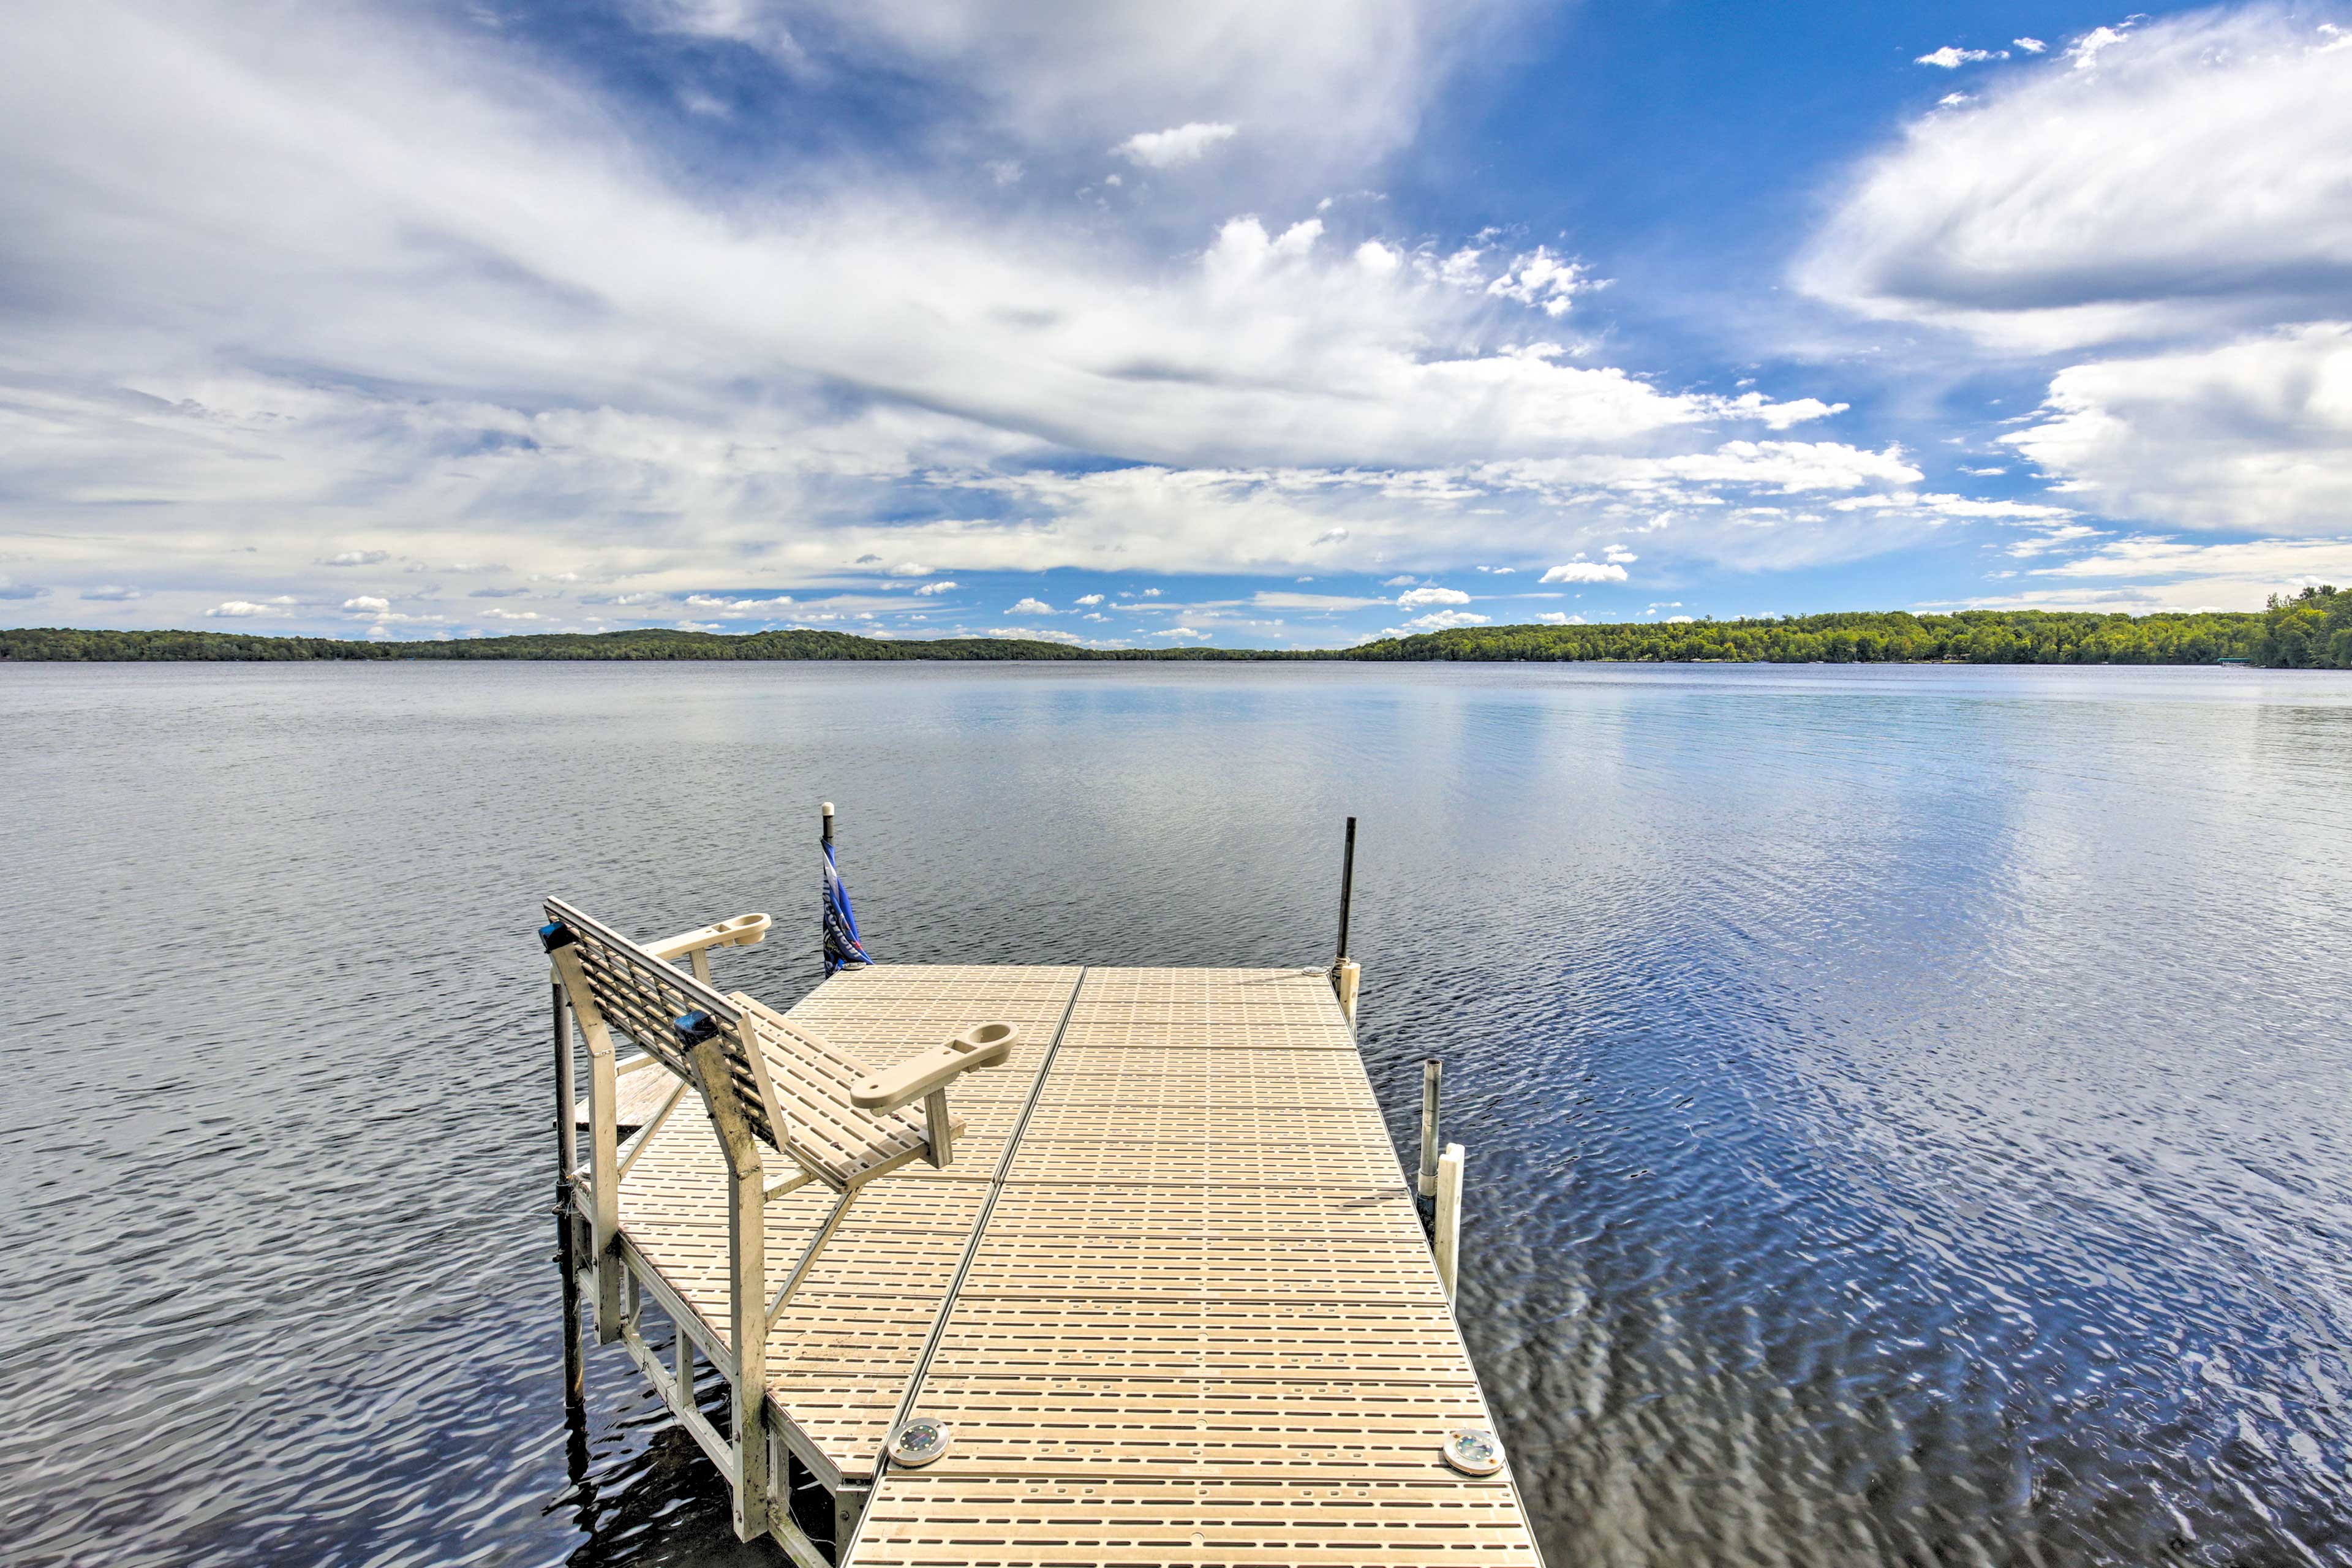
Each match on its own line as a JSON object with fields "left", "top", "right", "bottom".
{"left": 1434, "top": 1142, "right": 1465, "bottom": 1303}
{"left": 1417, "top": 1059, "right": 1442, "bottom": 1197}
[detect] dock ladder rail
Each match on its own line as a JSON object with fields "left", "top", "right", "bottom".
{"left": 542, "top": 896, "right": 1013, "bottom": 1553}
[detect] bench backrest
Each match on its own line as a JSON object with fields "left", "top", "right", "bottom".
{"left": 543, "top": 896, "right": 787, "bottom": 1154}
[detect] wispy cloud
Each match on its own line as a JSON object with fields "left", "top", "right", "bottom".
{"left": 1112, "top": 122, "right": 1238, "bottom": 168}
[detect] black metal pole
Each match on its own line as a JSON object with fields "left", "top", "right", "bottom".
{"left": 554, "top": 982, "right": 584, "bottom": 1411}
{"left": 1336, "top": 815, "right": 1357, "bottom": 961}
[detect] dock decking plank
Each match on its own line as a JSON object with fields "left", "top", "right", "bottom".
{"left": 606, "top": 962, "right": 1540, "bottom": 1563}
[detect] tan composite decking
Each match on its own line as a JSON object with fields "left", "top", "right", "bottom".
{"left": 609, "top": 963, "right": 1542, "bottom": 1566}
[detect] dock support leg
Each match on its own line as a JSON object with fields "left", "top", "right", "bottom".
{"left": 1434, "top": 1141, "right": 1464, "bottom": 1303}
{"left": 1417, "top": 1058, "right": 1442, "bottom": 1198}
{"left": 1332, "top": 959, "right": 1361, "bottom": 1027}
{"left": 688, "top": 1037, "right": 772, "bottom": 1545}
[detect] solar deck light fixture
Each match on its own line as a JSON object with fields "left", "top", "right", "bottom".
{"left": 1440, "top": 1427, "right": 1502, "bottom": 1476}
{"left": 889, "top": 1417, "right": 949, "bottom": 1468}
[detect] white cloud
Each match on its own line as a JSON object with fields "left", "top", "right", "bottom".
{"left": 1932, "top": 535, "right": 2352, "bottom": 611}
{"left": 2068, "top": 24, "right": 2135, "bottom": 70}
{"left": 886, "top": 562, "right": 934, "bottom": 576}
{"left": 2005, "top": 325, "right": 2352, "bottom": 535}
{"left": 2015, "top": 37, "right": 2046, "bottom": 55}
{"left": 1665, "top": 614, "right": 1694, "bottom": 624}
{"left": 80, "top": 584, "right": 140, "bottom": 600}
{"left": 914, "top": 580, "right": 959, "bottom": 595}
{"left": 1153, "top": 625, "right": 1212, "bottom": 639}
{"left": 1112, "top": 121, "right": 1238, "bottom": 168}
{"left": 1485, "top": 247, "right": 1600, "bottom": 318}
{"left": 1808, "top": 11, "right": 2352, "bottom": 350}
{"left": 1381, "top": 575, "right": 1416, "bottom": 586}
{"left": 1141, "top": 587, "right": 1163, "bottom": 596}
{"left": 1253, "top": 590, "right": 1378, "bottom": 610}
{"left": 0, "top": 0, "right": 1946, "bottom": 631}
{"left": 1602, "top": 545, "right": 1637, "bottom": 563}
{"left": 1534, "top": 611, "right": 1584, "bottom": 624}
{"left": 1915, "top": 45, "right": 2005, "bottom": 69}
{"left": 682, "top": 593, "right": 791, "bottom": 616}
{"left": 342, "top": 595, "right": 390, "bottom": 612}
{"left": 1542, "top": 561, "right": 1629, "bottom": 583}
{"left": 1074, "top": 592, "right": 1104, "bottom": 605}
{"left": 1006, "top": 597, "right": 1055, "bottom": 614}
{"left": 205, "top": 600, "right": 270, "bottom": 617}
{"left": 1396, "top": 585, "right": 1469, "bottom": 606}
{"left": 1383, "top": 609, "right": 1490, "bottom": 634}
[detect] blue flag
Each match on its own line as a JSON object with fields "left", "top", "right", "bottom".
{"left": 823, "top": 839, "right": 872, "bottom": 974}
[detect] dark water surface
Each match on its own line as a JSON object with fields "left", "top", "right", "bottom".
{"left": 4, "top": 662, "right": 2350, "bottom": 1567}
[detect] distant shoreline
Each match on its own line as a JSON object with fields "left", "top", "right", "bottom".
{"left": 7, "top": 597, "right": 2348, "bottom": 667}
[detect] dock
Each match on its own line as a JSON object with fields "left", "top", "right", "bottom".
{"left": 547, "top": 862, "right": 1540, "bottom": 1565}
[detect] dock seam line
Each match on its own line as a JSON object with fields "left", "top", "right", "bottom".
{"left": 850, "top": 963, "right": 1091, "bottom": 1539}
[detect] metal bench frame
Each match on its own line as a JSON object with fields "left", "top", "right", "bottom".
{"left": 540, "top": 896, "right": 1009, "bottom": 1550}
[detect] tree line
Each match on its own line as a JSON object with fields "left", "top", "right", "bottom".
{"left": 4, "top": 591, "right": 2345, "bottom": 667}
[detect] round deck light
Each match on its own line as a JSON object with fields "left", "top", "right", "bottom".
{"left": 889, "top": 1417, "right": 950, "bottom": 1468}
{"left": 1440, "top": 1427, "right": 1502, "bottom": 1476}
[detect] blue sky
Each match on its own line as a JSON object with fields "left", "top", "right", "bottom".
{"left": 3, "top": 1, "right": 2349, "bottom": 647}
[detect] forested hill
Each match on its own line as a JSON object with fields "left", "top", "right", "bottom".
{"left": 5, "top": 590, "right": 2348, "bottom": 666}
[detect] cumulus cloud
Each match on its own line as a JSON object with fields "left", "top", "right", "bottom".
{"left": 914, "top": 580, "right": 959, "bottom": 595}
{"left": 0, "top": 0, "right": 1912, "bottom": 635}
{"left": 205, "top": 600, "right": 270, "bottom": 617}
{"left": 1153, "top": 625, "right": 1211, "bottom": 639}
{"left": 1915, "top": 45, "right": 2006, "bottom": 69}
{"left": 1803, "top": 8, "right": 2352, "bottom": 601}
{"left": 1485, "top": 248, "right": 1600, "bottom": 317}
{"left": 1074, "top": 593, "right": 1104, "bottom": 605}
{"left": 886, "top": 562, "right": 934, "bottom": 576}
{"left": 1113, "top": 122, "right": 1238, "bottom": 168}
{"left": 1534, "top": 611, "right": 1584, "bottom": 624}
{"left": 342, "top": 595, "right": 390, "bottom": 612}
{"left": 1384, "top": 609, "right": 1490, "bottom": 634}
{"left": 2004, "top": 324, "right": 2352, "bottom": 535}
{"left": 1541, "top": 560, "right": 1629, "bottom": 582}
{"left": 1396, "top": 585, "right": 1470, "bottom": 606}
{"left": 1807, "top": 11, "right": 2352, "bottom": 350}
{"left": 1006, "top": 597, "right": 1055, "bottom": 614}
{"left": 2015, "top": 37, "right": 2047, "bottom": 54}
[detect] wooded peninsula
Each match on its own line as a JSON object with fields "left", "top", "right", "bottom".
{"left": 6, "top": 589, "right": 2348, "bottom": 668}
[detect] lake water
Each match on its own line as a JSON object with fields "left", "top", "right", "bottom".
{"left": 4, "top": 660, "right": 2350, "bottom": 1567}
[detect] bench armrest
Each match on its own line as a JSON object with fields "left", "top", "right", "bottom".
{"left": 644, "top": 913, "right": 770, "bottom": 962}
{"left": 851, "top": 1022, "right": 1019, "bottom": 1113}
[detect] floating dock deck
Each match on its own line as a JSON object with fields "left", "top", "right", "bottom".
{"left": 560, "top": 956, "right": 1542, "bottom": 1566}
